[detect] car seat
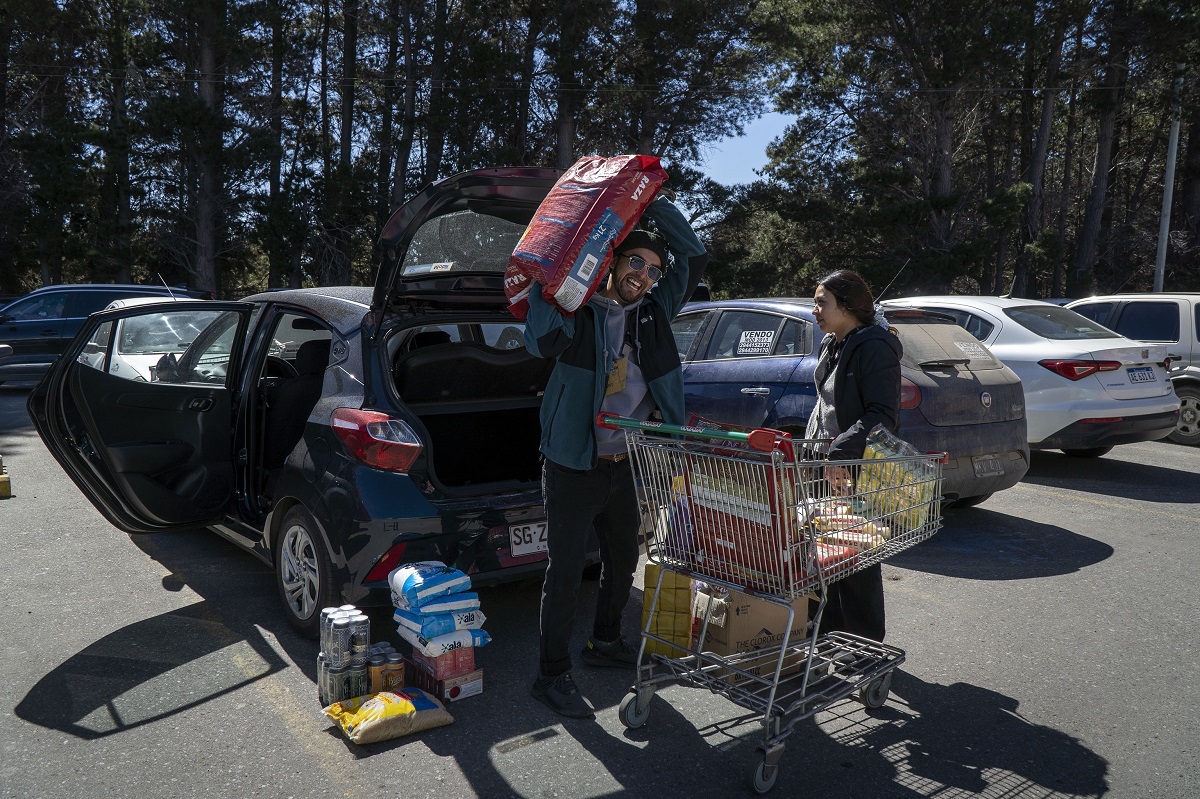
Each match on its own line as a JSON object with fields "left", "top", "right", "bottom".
{"left": 263, "top": 338, "right": 331, "bottom": 469}
{"left": 408, "top": 330, "right": 452, "bottom": 350}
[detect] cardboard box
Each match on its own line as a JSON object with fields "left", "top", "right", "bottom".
{"left": 640, "top": 563, "right": 694, "bottom": 658}
{"left": 410, "top": 646, "right": 475, "bottom": 680}
{"left": 692, "top": 586, "right": 813, "bottom": 679}
{"left": 406, "top": 662, "right": 483, "bottom": 702}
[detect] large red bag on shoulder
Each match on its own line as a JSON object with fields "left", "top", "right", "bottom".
{"left": 505, "top": 155, "right": 668, "bottom": 320}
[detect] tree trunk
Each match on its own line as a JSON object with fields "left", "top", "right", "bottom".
{"left": 929, "top": 99, "right": 955, "bottom": 259}
{"left": 391, "top": 0, "right": 416, "bottom": 209}
{"left": 377, "top": 0, "right": 400, "bottom": 229}
{"left": 106, "top": 0, "right": 133, "bottom": 284}
{"left": 1015, "top": 25, "right": 1064, "bottom": 297}
{"left": 1, "top": 13, "right": 10, "bottom": 146}
{"left": 329, "top": 0, "right": 358, "bottom": 286}
{"left": 424, "top": 0, "right": 449, "bottom": 183}
{"left": 1070, "top": 5, "right": 1129, "bottom": 296}
{"left": 266, "top": 0, "right": 287, "bottom": 289}
{"left": 553, "top": 3, "right": 583, "bottom": 169}
{"left": 632, "top": 0, "right": 659, "bottom": 154}
{"left": 192, "top": 0, "right": 225, "bottom": 296}
{"left": 515, "top": 9, "right": 543, "bottom": 164}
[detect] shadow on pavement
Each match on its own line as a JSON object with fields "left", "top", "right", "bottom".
{"left": 888, "top": 508, "right": 1113, "bottom": 580}
{"left": 14, "top": 528, "right": 318, "bottom": 739}
{"left": 1021, "top": 449, "right": 1197, "bottom": 504}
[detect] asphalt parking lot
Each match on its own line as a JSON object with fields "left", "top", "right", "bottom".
{"left": 1, "top": 382, "right": 1197, "bottom": 798}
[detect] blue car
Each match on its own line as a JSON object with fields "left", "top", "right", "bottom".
{"left": 672, "top": 298, "right": 1030, "bottom": 506}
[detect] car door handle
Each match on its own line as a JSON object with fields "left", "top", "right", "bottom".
{"left": 41, "top": 329, "right": 60, "bottom": 336}
{"left": 188, "top": 397, "right": 214, "bottom": 412}
{"left": 740, "top": 387, "right": 771, "bottom": 396}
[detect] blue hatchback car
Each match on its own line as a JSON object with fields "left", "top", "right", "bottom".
{"left": 672, "top": 298, "right": 1030, "bottom": 506}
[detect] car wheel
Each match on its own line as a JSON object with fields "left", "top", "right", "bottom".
{"left": 950, "top": 492, "right": 993, "bottom": 509}
{"left": 1168, "top": 385, "right": 1200, "bottom": 446}
{"left": 274, "top": 505, "right": 336, "bottom": 638}
{"left": 1061, "top": 447, "right": 1113, "bottom": 458}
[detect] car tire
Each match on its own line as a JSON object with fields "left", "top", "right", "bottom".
{"left": 950, "top": 492, "right": 993, "bottom": 509}
{"left": 1061, "top": 446, "right": 1113, "bottom": 458}
{"left": 1168, "top": 385, "right": 1200, "bottom": 446}
{"left": 274, "top": 505, "right": 337, "bottom": 639}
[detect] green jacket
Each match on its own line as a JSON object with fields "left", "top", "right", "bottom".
{"left": 523, "top": 196, "right": 706, "bottom": 469}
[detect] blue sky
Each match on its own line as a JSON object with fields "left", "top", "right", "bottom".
{"left": 699, "top": 112, "right": 791, "bottom": 186}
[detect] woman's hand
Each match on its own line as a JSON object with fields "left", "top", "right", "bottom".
{"left": 825, "top": 464, "right": 854, "bottom": 497}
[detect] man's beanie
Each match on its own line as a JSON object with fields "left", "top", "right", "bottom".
{"left": 616, "top": 228, "right": 668, "bottom": 267}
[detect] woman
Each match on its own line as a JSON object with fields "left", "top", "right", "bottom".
{"left": 805, "top": 269, "right": 902, "bottom": 641}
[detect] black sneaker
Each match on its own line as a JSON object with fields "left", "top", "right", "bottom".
{"left": 580, "top": 636, "right": 638, "bottom": 669}
{"left": 531, "top": 671, "right": 595, "bottom": 719}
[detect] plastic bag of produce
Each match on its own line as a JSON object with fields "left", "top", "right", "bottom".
{"left": 505, "top": 154, "right": 668, "bottom": 320}
{"left": 859, "top": 425, "right": 937, "bottom": 533}
{"left": 388, "top": 562, "right": 471, "bottom": 608}
{"left": 325, "top": 689, "right": 453, "bottom": 744}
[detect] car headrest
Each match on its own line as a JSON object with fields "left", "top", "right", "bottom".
{"left": 295, "top": 339, "right": 331, "bottom": 376}
{"left": 409, "top": 330, "right": 452, "bottom": 350}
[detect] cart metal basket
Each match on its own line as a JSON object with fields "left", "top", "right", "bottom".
{"left": 599, "top": 413, "right": 944, "bottom": 794}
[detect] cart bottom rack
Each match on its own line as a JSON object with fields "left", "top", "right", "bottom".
{"left": 620, "top": 572, "right": 906, "bottom": 794}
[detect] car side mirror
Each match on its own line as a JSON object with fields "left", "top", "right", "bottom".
{"left": 83, "top": 342, "right": 104, "bottom": 355}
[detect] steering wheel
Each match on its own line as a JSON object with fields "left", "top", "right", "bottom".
{"left": 266, "top": 355, "right": 299, "bottom": 378}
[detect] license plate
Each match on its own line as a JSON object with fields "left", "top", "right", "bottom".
{"left": 509, "top": 522, "right": 548, "bottom": 557}
{"left": 1127, "top": 366, "right": 1156, "bottom": 383}
{"left": 972, "top": 454, "right": 1004, "bottom": 478}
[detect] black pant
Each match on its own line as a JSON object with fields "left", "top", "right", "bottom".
{"left": 815, "top": 563, "right": 886, "bottom": 641}
{"left": 538, "top": 457, "right": 641, "bottom": 677}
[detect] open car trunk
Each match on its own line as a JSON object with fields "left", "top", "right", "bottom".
{"left": 392, "top": 338, "right": 552, "bottom": 489}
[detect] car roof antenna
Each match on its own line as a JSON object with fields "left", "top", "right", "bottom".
{"left": 157, "top": 273, "right": 180, "bottom": 301}
{"left": 874, "top": 259, "right": 911, "bottom": 303}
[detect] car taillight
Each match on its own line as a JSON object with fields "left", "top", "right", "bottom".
{"left": 364, "top": 542, "right": 409, "bottom": 582}
{"left": 331, "top": 408, "right": 422, "bottom": 472}
{"left": 1037, "top": 359, "right": 1122, "bottom": 380}
{"left": 900, "top": 377, "right": 922, "bottom": 409}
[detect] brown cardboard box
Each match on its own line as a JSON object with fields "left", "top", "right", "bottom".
{"left": 692, "top": 585, "right": 813, "bottom": 679}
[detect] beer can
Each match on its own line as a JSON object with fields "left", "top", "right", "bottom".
{"left": 368, "top": 654, "right": 387, "bottom": 694}
{"left": 348, "top": 614, "right": 371, "bottom": 668}
{"left": 328, "top": 617, "right": 353, "bottom": 669}
{"left": 382, "top": 653, "right": 406, "bottom": 693}
{"left": 319, "top": 607, "right": 341, "bottom": 652}
{"left": 347, "top": 665, "right": 369, "bottom": 700}
{"left": 327, "top": 666, "right": 351, "bottom": 705}
{"left": 317, "top": 652, "right": 329, "bottom": 706}
{"left": 338, "top": 604, "right": 357, "bottom": 613}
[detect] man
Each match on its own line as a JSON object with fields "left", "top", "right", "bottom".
{"left": 523, "top": 193, "right": 706, "bottom": 718}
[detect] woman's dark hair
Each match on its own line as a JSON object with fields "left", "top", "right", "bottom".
{"left": 817, "top": 269, "right": 876, "bottom": 326}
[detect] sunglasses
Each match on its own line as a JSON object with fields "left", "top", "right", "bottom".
{"left": 622, "top": 254, "right": 663, "bottom": 283}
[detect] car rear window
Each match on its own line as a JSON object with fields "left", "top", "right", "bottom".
{"left": 401, "top": 210, "right": 525, "bottom": 275}
{"left": 893, "top": 322, "right": 1002, "bottom": 370}
{"left": 1004, "top": 304, "right": 1119, "bottom": 340}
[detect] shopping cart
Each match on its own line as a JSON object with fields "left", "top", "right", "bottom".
{"left": 599, "top": 413, "right": 944, "bottom": 794}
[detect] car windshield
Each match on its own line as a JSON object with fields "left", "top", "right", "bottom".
{"left": 119, "top": 312, "right": 211, "bottom": 354}
{"left": 1004, "top": 304, "right": 1119, "bottom": 340}
{"left": 401, "top": 209, "right": 526, "bottom": 275}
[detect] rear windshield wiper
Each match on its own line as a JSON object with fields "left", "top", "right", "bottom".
{"left": 919, "top": 357, "right": 971, "bottom": 368}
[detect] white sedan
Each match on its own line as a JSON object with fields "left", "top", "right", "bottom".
{"left": 882, "top": 296, "right": 1179, "bottom": 457}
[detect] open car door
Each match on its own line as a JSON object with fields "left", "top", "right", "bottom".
{"left": 28, "top": 301, "right": 255, "bottom": 533}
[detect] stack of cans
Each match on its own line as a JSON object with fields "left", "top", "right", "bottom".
{"left": 318, "top": 605, "right": 371, "bottom": 706}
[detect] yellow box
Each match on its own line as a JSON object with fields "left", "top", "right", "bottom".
{"left": 641, "top": 563, "right": 694, "bottom": 658}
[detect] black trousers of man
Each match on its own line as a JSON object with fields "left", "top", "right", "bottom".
{"left": 538, "top": 457, "right": 641, "bottom": 677}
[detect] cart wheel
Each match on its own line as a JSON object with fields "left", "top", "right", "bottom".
{"left": 618, "top": 691, "right": 651, "bottom": 729}
{"left": 749, "top": 752, "right": 780, "bottom": 794}
{"left": 859, "top": 672, "right": 893, "bottom": 709}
